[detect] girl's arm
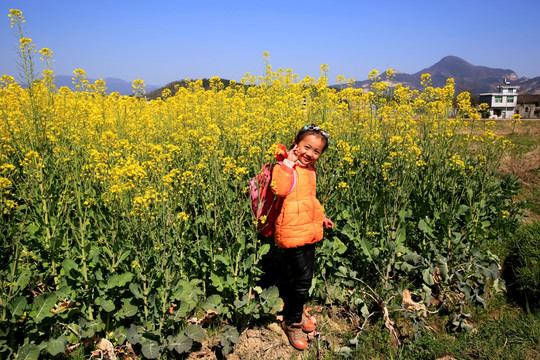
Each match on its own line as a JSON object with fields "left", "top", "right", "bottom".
{"left": 270, "top": 145, "right": 299, "bottom": 197}
{"left": 323, "top": 216, "right": 335, "bottom": 229}
{"left": 271, "top": 162, "right": 295, "bottom": 197}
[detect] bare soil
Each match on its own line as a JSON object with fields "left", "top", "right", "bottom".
{"left": 226, "top": 310, "right": 351, "bottom": 360}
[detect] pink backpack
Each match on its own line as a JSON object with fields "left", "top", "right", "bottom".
{"left": 249, "top": 162, "right": 296, "bottom": 237}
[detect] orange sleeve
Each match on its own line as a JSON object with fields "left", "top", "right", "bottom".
{"left": 271, "top": 163, "right": 295, "bottom": 197}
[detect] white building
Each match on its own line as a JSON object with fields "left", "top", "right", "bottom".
{"left": 479, "top": 80, "right": 519, "bottom": 119}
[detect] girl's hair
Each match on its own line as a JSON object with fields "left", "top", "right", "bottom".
{"left": 292, "top": 124, "right": 330, "bottom": 152}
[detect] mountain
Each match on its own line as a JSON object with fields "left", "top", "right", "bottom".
{"left": 54, "top": 75, "right": 160, "bottom": 95}
{"left": 49, "top": 56, "right": 539, "bottom": 96}
{"left": 145, "top": 78, "right": 254, "bottom": 100}
{"left": 515, "top": 76, "right": 540, "bottom": 94}
{"left": 346, "top": 56, "right": 540, "bottom": 95}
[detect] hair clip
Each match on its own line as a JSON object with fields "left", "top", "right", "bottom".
{"left": 303, "top": 124, "right": 329, "bottom": 139}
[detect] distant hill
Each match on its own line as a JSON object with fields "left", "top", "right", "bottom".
{"left": 50, "top": 56, "right": 539, "bottom": 97}
{"left": 145, "top": 78, "right": 253, "bottom": 100}
{"left": 345, "top": 56, "right": 540, "bottom": 95}
{"left": 515, "top": 76, "right": 540, "bottom": 95}
{"left": 54, "top": 75, "right": 160, "bottom": 95}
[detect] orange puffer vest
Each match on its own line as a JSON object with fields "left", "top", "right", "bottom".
{"left": 271, "top": 162, "right": 325, "bottom": 248}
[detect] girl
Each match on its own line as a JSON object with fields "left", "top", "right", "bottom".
{"left": 271, "top": 124, "right": 334, "bottom": 351}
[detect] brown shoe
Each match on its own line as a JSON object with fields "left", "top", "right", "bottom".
{"left": 301, "top": 312, "right": 316, "bottom": 333}
{"left": 282, "top": 320, "right": 307, "bottom": 350}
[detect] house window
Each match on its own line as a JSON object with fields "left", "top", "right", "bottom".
{"left": 495, "top": 96, "right": 503, "bottom": 103}
{"left": 507, "top": 96, "right": 514, "bottom": 103}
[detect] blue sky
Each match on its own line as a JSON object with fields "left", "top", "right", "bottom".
{"left": 1, "top": 0, "right": 539, "bottom": 86}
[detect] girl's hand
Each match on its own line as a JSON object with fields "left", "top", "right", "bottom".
{"left": 287, "top": 144, "right": 299, "bottom": 163}
{"left": 323, "top": 216, "right": 335, "bottom": 229}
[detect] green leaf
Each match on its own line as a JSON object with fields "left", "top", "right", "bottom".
{"left": 394, "top": 261, "right": 414, "bottom": 272}
{"left": 457, "top": 204, "right": 469, "bottom": 216}
{"left": 107, "top": 272, "right": 134, "bottom": 289}
{"left": 341, "top": 224, "right": 355, "bottom": 240}
{"left": 421, "top": 284, "right": 432, "bottom": 303}
{"left": 480, "top": 263, "right": 499, "bottom": 280}
{"left": 260, "top": 286, "right": 282, "bottom": 313}
{"left": 261, "top": 286, "right": 279, "bottom": 301}
{"left": 16, "top": 269, "right": 31, "bottom": 290}
{"left": 17, "top": 343, "right": 40, "bottom": 360}
{"left": 30, "top": 293, "right": 57, "bottom": 323}
{"left": 185, "top": 324, "right": 205, "bottom": 342}
{"left": 81, "top": 318, "right": 105, "bottom": 338}
{"left": 117, "top": 250, "right": 131, "bottom": 264}
{"left": 141, "top": 340, "right": 160, "bottom": 359}
{"left": 129, "top": 283, "right": 143, "bottom": 299}
{"left": 113, "top": 326, "right": 127, "bottom": 344}
{"left": 359, "top": 237, "right": 373, "bottom": 261}
{"left": 337, "top": 346, "right": 352, "bottom": 356}
{"left": 403, "top": 251, "right": 422, "bottom": 265}
{"left": 259, "top": 243, "right": 270, "bottom": 256}
{"left": 223, "top": 325, "right": 240, "bottom": 344}
{"left": 202, "top": 294, "right": 222, "bottom": 313}
{"left": 219, "top": 326, "right": 239, "bottom": 355}
{"left": 214, "top": 254, "right": 230, "bottom": 267}
{"left": 476, "top": 294, "right": 486, "bottom": 307}
{"left": 418, "top": 219, "right": 433, "bottom": 236}
{"left": 61, "top": 259, "right": 79, "bottom": 277}
{"left": 117, "top": 299, "right": 137, "bottom": 318}
{"left": 360, "top": 304, "right": 370, "bottom": 318}
{"left": 126, "top": 324, "right": 140, "bottom": 344}
{"left": 467, "top": 188, "right": 474, "bottom": 202}
{"left": 336, "top": 265, "right": 348, "bottom": 277}
{"left": 96, "top": 297, "right": 115, "bottom": 312}
{"left": 26, "top": 223, "right": 39, "bottom": 235}
{"left": 8, "top": 296, "right": 27, "bottom": 317}
{"left": 395, "top": 228, "right": 406, "bottom": 245}
{"left": 173, "top": 280, "right": 200, "bottom": 305}
{"left": 422, "top": 268, "right": 434, "bottom": 286}
{"left": 46, "top": 335, "right": 67, "bottom": 356}
{"left": 493, "top": 278, "right": 506, "bottom": 293}
{"left": 56, "top": 286, "right": 73, "bottom": 300}
{"left": 436, "top": 256, "right": 449, "bottom": 281}
{"left": 172, "top": 301, "right": 191, "bottom": 319}
{"left": 167, "top": 334, "right": 192, "bottom": 354}
{"left": 234, "top": 297, "right": 248, "bottom": 309}
{"left": 210, "top": 272, "right": 225, "bottom": 292}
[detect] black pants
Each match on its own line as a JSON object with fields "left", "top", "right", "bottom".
{"left": 281, "top": 243, "right": 315, "bottom": 324}
{"left": 259, "top": 238, "right": 315, "bottom": 325}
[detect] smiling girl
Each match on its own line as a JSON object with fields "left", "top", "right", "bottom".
{"left": 270, "top": 124, "right": 334, "bottom": 350}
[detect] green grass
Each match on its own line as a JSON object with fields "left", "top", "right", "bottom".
{"left": 506, "top": 134, "right": 539, "bottom": 155}
{"left": 403, "top": 309, "right": 540, "bottom": 360}
{"left": 315, "top": 298, "right": 540, "bottom": 360}
{"left": 497, "top": 120, "right": 540, "bottom": 218}
{"left": 296, "top": 287, "right": 540, "bottom": 360}
{"left": 527, "top": 185, "right": 540, "bottom": 215}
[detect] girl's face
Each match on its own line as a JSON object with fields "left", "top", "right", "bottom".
{"left": 295, "top": 134, "right": 326, "bottom": 166}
